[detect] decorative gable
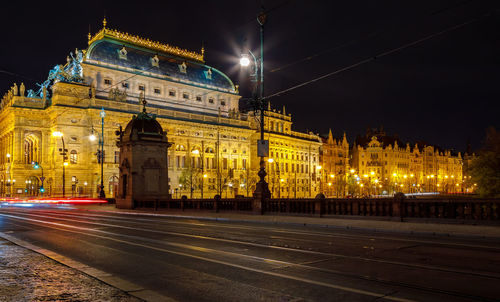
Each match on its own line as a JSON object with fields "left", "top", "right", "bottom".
{"left": 204, "top": 68, "right": 212, "bottom": 79}
{"left": 151, "top": 55, "right": 159, "bottom": 67}
{"left": 118, "top": 47, "right": 128, "bottom": 60}
{"left": 178, "top": 62, "right": 187, "bottom": 74}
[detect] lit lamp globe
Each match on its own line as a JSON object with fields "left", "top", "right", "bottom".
{"left": 240, "top": 55, "right": 250, "bottom": 67}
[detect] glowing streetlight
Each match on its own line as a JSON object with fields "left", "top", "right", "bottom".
{"left": 52, "top": 131, "right": 67, "bottom": 197}
{"left": 239, "top": 54, "right": 250, "bottom": 67}
{"left": 267, "top": 158, "right": 274, "bottom": 163}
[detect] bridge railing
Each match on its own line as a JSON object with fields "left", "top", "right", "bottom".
{"left": 132, "top": 196, "right": 500, "bottom": 221}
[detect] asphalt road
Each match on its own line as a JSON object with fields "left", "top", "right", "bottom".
{"left": 1, "top": 207, "right": 499, "bottom": 302}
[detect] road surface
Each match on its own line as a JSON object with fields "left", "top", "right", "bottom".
{"left": 0, "top": 206, "right": 499, "bottom": 301}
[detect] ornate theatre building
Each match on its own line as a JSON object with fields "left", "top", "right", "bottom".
{"left": 0, "top": 21, "right": 322, "bottom": 198}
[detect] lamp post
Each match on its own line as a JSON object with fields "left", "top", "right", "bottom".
{"left": 191, "top": 149, "right": 205, "bottom": 198}
{"left": 267, "top": 158, "right": 274, "bottom": 197}
{"left": 90, "top": 108, "right": 106, "bottom": 199}
{"left": 32, "top": 162, "right": 45, "bottom": 196}
{"left": 52, "top": 131, "right": 67, "bottom": 197}
{"left": 240, "top": 10, "right": 270, "bottom": 206}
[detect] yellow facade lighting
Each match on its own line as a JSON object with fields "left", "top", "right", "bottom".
{"left": 370, "top": 171, "right": 375, "bottom": 176}
{"left": 330, "top": 174, "right": 335, "bottom": 178}
{"left": 350, "top": 169, "right": 355, "bottom": 173}
{"left": 63, "top": 162, "right": 69, "bottom": 166}
{"left": 392, "top": 173, "right": 397, "bottom": 177}
{"left": 267, "top": 158, "right": 274, "bottom": 163}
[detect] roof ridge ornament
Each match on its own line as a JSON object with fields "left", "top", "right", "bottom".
{"left": 87, "top": 25, "right": 205, "bottom": 62}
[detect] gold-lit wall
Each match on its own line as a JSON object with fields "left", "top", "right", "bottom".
{"left": 350, "top": 136, "right": 463, "bottom": 195}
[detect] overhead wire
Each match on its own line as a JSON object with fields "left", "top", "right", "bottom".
{"left": 269, "top": 0, "right": 473, "bottom": 74}
{"left": 263, "top": 10, "right": 497, "bottom": 101}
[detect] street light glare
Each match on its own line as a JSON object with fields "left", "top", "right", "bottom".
{"left": 89, "top": 134, "right": 97, "bottom": 141}
{"left": 240, "top": 55, "right": 250, "bottom": 67}
{"left": 52, "top": 131, "right": 63, "bottom": 137}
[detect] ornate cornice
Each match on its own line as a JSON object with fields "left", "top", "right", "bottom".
{"left": 88, "top": 26, "right": 204, "bottom": 62}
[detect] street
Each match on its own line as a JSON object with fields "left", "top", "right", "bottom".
{"left": 0, "top": 207, "right": 499, "bottom": 302}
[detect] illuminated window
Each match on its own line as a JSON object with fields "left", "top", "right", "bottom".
{"left": 114, "top": 151, "right": 120, "bottom": 164}
{"left": 70, "top": 150, "right": 78, "bottom": 164}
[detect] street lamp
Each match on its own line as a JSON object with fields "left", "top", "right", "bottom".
{"left": 191, "top": 149, "right": 203, "bottom": 198}
{"left": 89, "top": 108, "right": 106, "bottom": 199}
{"left": 32, "top": 161, "right": 45, "bottom": 196}
{"left": 52, "top": 131, "right": 67, "bottom": 197}
{"left": 240, "top": 9, "right": 270, "bottom": 207}
{"left": 267, "top": 158, "right": 275, "bottom": 197}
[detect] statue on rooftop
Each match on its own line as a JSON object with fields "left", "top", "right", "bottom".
{"left": 20, "top": 83, "right": 25, "bottom": 97}
{"left": 12, "top": 83, "right": 18, "bottom": 96}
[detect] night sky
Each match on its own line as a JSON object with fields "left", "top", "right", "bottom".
{"left": 1, "top": 1, "right": 499, "bottom": 152}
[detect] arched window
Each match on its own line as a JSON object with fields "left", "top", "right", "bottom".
{"left": 175, "top": 144, "right": 185, "bottom": 151}
{"left": 23, "top": 134, "right": 39, "bottom": 164}
{"left": 205, "top": 147, "right": 214, "bottom": 153}
{"left": 70, "top": 150, "right": 78, "bottom": 164}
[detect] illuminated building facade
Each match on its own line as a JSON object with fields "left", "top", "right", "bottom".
{"left": 351, "top": 128, "right": 463, "bottom": 195}
{"left": 0, "top": 21, "right": 321, "bottom": 199}
{"left": 319, "top": 129, "right": 349, "bottom": 197}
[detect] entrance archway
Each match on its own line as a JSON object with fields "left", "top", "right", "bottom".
{"left": 25, "top": 176, "right": 40, "bottom": 196}
{"left": 109, "top": 176, "right": 119, "bottom": 198}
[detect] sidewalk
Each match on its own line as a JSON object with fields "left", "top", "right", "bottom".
{"left": 73, "top": 204, "right": 500, "bottom": 239}
{"left": 0, "top": 238, "right": 141, "bottom": 302}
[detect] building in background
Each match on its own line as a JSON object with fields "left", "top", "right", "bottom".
{"left": 351, "top": 127, "right": 463, "bottom": 196}
{"left": 319, "top": 129, "right": 349, "bottom": 197}
{"left": 0, "top": 20, "right": 321, "bottom": 199}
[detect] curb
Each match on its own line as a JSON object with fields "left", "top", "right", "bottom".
{"left": 74, "top": 207, "right": 500, "bottom": 240}
{"left": 0, "top": 232, "right": 176, "bottom": 302}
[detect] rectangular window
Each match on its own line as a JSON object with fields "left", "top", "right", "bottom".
{"left": 176, "top": 156, "right": 180, "bottom": 168}
{"left": 220, "top": 101, "right": 226, "bottom": 106}
{"left": 168, "top": 155, "right": 172, "bottom": 167}
{"left": 104, "top": 79, "right": 112, "bottom": 85}
{"left": 122, "top": 82, "right": 129, "bottom": 88}
{"left": 196, "top": 96, "right": 202, "bottom": 101}
{"left": 138, "top": 85, "right": 145, "bottom": 91}
{"left": 154, "top": 88, "right": 161, "bottom": 94}
{"left": 169, "top": 90, "right": 176, "bottom": 97}
{"left": 233, "top": 159, "right": 237, "bottom": 169}
{"left": 114, "top": 151, "right": 120, "bottom": 164}
{"left": 242, "top": 159, "right": 247, "bottom": 169}
{"left": 183, "top": 93, "right": 189, "bottom": 99}
{"left": 208, "top": 98, "right": 214, "bottom": 104}
{"left": 223, "top": 158, "right": 228, "bottom": 170}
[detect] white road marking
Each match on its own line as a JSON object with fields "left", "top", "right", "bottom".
{"left": 0, "top": 212, "right": 415, "bottom": 302}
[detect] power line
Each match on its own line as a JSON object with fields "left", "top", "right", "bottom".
{"left": 269, "top": 0, "right": 473, "bottom": 74}
{"left": 263, "top": 10, "right": 497, "bottom": 101}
